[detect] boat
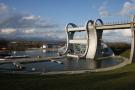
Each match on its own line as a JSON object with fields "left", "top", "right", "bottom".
{"left": 0, "top": 58, "right": 5, "bottom": 61}
{"left": 13, "top": 62, "right": 25, "bottom": 70}
{"left": 4, "top": 55, "right": 30, "bottom": 59}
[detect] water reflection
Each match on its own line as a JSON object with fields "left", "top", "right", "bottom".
{"left": 11, "top": 49, "right": 57, "bottom": 58}
{"left": 59, "top": 57, "right": 122, "bottom": 71}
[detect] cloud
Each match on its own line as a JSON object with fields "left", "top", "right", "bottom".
{"left": 98, "top": 0, "right": 135, "bottom": 16}
{"left": 0, "top": 28, "right": 16, "bottom": 34}
{"left": 22, "top": 28, "right": 35, "bottom": 34}
{"left": 121, "top": 29, "right": 131, "bottom": 37}
{"left": 21, "top": 15, "right": 40, "bottom": 20}
{"left": 98, "top": 1, "right": 109, "bottom": 17}
{"left": 0, "top": 3, "right": 61, "bottom": 41}
{"left": 98, "top": 6, "right": 109, "bottom": 17}
{"left": 103, "top": 29, "right": 132, "bottom": 43}
{"left": 130, "top": 0, "right": 135, "bottom": 3}
{"left": 102, "top": 35, "right": 131, "bottom": 43}
{"left": 97, "top": 1, "right": 134, "bottom": 43}
{"left": 103, "top": 29, "right": 131, "bottom": 37}
{"left": 0, "top": 13, "right": 58, "bottom": 29}
{"left": 0, "top": 3, "right": 10, "bottom": 14}
{"left": 118, "top": 1, "right": 135, "bottom": 16}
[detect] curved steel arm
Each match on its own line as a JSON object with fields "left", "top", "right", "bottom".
{"left": 62, "top": 23, "right": 77, "bottom": 55}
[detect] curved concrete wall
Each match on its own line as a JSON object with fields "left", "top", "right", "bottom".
{"left": 86, "top": 19, "right": 103, "bottom": 59}
{"left": 86, "top": 20, "right": 97, "bottom": 59}
{"left": 82, "top": 20, "right": 94, "bottom": 58}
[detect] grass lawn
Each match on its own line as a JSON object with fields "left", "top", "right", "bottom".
{"left": 0, "top": 50, "right": 135, "bottom": 90}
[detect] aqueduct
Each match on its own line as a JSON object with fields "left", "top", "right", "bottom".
{"left": 62, "top": 15, "right": 135, "bottom": 63}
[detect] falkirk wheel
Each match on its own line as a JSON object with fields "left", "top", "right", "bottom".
{"left": 62, "top": 16, "right": 135, "bottom": 63}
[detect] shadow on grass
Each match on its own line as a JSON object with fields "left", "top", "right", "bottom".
{"left": 0, "top": 70, "right": 135, "bottom": 90}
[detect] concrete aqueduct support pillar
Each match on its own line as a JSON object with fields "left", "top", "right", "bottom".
{"left": 86, "top": 19, "right": 103, "bottom": 59}
{"left": 130, "top": 15, "right": 135, "bottom": 63}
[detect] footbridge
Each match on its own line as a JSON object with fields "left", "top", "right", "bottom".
{"left": 62, "top": 15, "right": 135, "bottom": 63}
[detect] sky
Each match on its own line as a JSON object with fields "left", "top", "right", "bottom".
{"left": 0, "top": 0, "right": 134, "bottom": 42}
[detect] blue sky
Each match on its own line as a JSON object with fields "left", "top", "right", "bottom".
{"left": 1, "top": 0, "right": 127, "bottom": 24}
{"left": 0, "top": 0, "right": 134, "bottom": 42}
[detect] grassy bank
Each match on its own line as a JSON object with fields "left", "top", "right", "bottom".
{"left": 0, "top": 50, "right": 135, "bottom": 90}
{"left": 0, "top": 64, "right": 135, "bottom": 90}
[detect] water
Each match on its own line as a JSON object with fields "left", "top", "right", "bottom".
{"left": 11, "top": 49, "right": 57, "bottom": 58}
{"left": 23, "top": 57, "right": 123, "bottom": 72}
{"left": 0, "top": 49, "right": 125, "bottom": 73}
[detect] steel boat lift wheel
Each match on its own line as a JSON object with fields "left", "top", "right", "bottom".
{"left": 63, "top": 20, "right": 94, "bottom": 58}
